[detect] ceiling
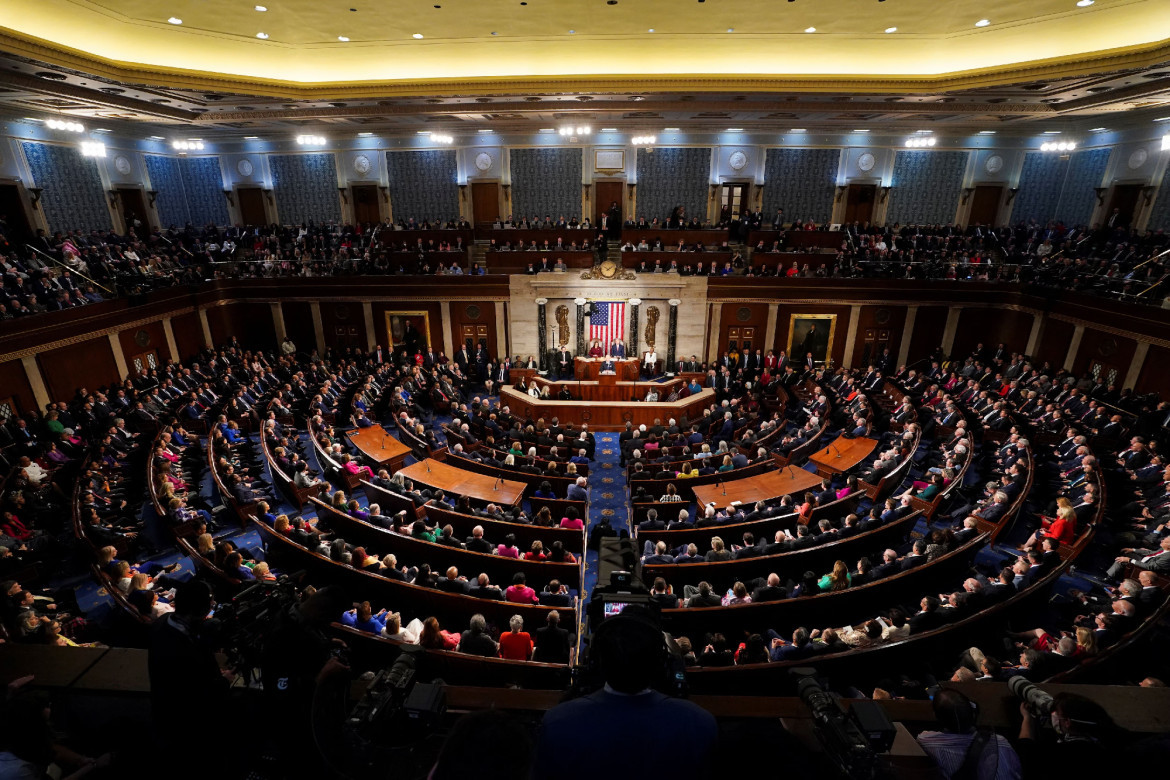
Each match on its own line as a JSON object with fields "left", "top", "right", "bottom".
{"left": 2, "top": 0, "right": 1169, "bottom": 92}
{"left": 1, "top": 0, "right": 1169, "bottom": 139}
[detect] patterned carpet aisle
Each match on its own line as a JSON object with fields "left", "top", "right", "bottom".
{"left": 582, "top": 432, "right": 628, "bottom": 600}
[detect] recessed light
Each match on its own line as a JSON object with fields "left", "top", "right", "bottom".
{"left": 358, "top": 132, "right": 373, "bottom": 137}
{"left": 853, "top": 129, "right": 870, "bottom": 133}
{"left": 1042, "top": 130, "right": 1061, "bottom": 134}
{"left": 978, "top": 130, "right": 996, "bottom": 135}
{"left": 789, "top": 128, "right": 806, "bottom": 132}
{"left": 975, "top": 19, "right": 990, "bottom": 27}
{"left": 804, "top": 26, "right": 816, "bottom": 33}
{"left": 568, "top": 29, "right": 575, "bottom": 34}
{"left": 244, "top": 136, "right": 260, "bottom": 139}
{"left": 539, "top": 128, "right": 555, "bottom": 132}
{"left": 1153, "top": 117, "right": 1170, "bottom": 123}
{"left": 664, "top": 127, "right": 680, "bottom": 131}
{"left": 256, "top": 31, "right": 269, "bottom": 38}
{"left": 413, "top": 33, "right": 424, "bottom": 38}
{"left": 254, "top": 5, "right": 267, "bottom": 11}
{"left": 600, "top": 128, "right": 618, "bottom": 132}
{"left": 884, "top": 27, "right": 897, "bottom": 33}
{"left": 479, "top": 129, "right": 494, "bottom": 133}
{"left": 491, "top": 31, "right": 498, "bottom": 35}
{"left": 167, "top": 17, "right": 182, "bottom": 25}
{"left": 1076, "top": 0, "right": 1094, "bottom": 6}
{"left": 149, "top": 136, "right": 165, "bottom": 140}
{"left": 726, "top": 128, "right": 744, "bottom": 132}
{"left": 338, "top": 36, "right": 349, "bottom": 41}
{"left": 727, "top": 28, "right": 734, "bottom": 32}
{"left": 648, "top": 28, "right": 654, "bottom": 32}
{"left": 1088, "top": 127, "right": 1107, "bottom": 132}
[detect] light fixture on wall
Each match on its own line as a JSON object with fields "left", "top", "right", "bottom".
{"left": 631, "top": 135, "right": 656, "bottom": 145}
{"left": 296, "top": 135, "right": 327, "bottom": 146}
{"left": 80, "top": 141, "right": 106, "bottom": 157}
{"left": 429, "top": 133, "right": 454, "bottom": 144}
{"left": 1162, "top": 135, "right": 1170, "bottom": 151}
{"left": 172, "top": 140, "right": 205, "bottom": 151}
{"left": 558, "top": 126, "right": 591, "bottom": 136}
{"left": 904, "top": 137, "right": 936, "bottom": 147}
{"left": 47, "top": 118, "right": 85, "bottom": 133}
{"left": 1040, "top": 141, "right": 1076, "bottom": 151}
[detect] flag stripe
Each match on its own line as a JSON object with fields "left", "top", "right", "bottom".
{"left": 589, "top": 301, "right": 625, "bottom": 348}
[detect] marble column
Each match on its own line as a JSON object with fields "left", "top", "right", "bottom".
{"left": 574, "top": 298, "right": 586, "bottom": 356}
{"left": 21, "top": 356, "right": 50, "bottom": 411}
{"left": 108, "top": 333, "right": 129, "bottom": 380}
{"left": 198, "top": 308, "right": 213, "bottom": 348}
{"left": 162, "top": 317, "right": 180, "bottom": 363}
{"left": 536, "top": 298, "right": 548, "bottom": 372}
{"left": 667, "top": 299, "right": 680, "bottom": 372}
{"left": 1064, "top": 325, "right": 1084, "bottom": 373}
{"left": 309, "top": 302, "right": 326, "bottom": 356}
{"left": 628, "top": 298, "right": 641, "bottom": 359}
{"left": 270, "top": 303, "right": 287, "bottom": 343}
{"left": 897, "top": 305, "right": 918, "bottom": 367}
{"left": 1124, "top": 341, "right": 1150, "bottom": 391}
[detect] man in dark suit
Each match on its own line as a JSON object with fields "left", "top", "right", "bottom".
{"left": 556, "top": 347, "right": 573, "bottom": 378}
{"left": 751, "top": 573, "right": 786, "bottom": 602}
{"left": 465, "top": 526, "right": 493, "bottom": 554}
{"left": 909, "top": 596, "right": 945, "bottom": 634}
{"left": 467, "top": 573, "right": 504, "bottom": 600}
{"left": 534, "top": 610, "right": 571, "bottom": 663}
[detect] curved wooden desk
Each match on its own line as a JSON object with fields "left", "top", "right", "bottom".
{"left": 807, "top": 435, "right": 878, "bottom": 476}
{"left": 573, "top": 357, "right": 639, "bottom": 381}
{"left": 346, "top": 425, "right": 412, "bottom": 471}
{"left": 528, "top": 375, "right": 684, "bottom": 403}
{"left": 396, "top": 459, "right": 526, "bottom": 506}
{"left": 691, "top": 465, "right": 824, "bottom": 510}
{"left": 500, "top": 386, "right": 715, "bottom": 431}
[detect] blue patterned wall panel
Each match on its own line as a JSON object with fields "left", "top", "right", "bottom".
{"left": 761, "top": 148, "right": 839, "bottom": 225}
{"left": 269, "top": 153, "right": 341, "bottom": 225}
{"left": 636, "top": 147, "right": 711, "bottom": 224}
{"left": 1053, "top": 148, "right": 1111, "bottom": 227}
{"left": 385, "top": 150, "right": 459, "bottom": 222}
{"left": 1150, "top": 174, "right": 1170, "bottom": 233}
{"left": 886, "top": 150, "right": 969, "bottom": 225}
{"left": 21, "top": 141, "right": 112, "bottom": 234}
{"left": 509, "top": 148, "right": 582, "bottom": 220}
{"left": 144, "top": 154, "right": 189, "bottom": 228}
{"left": 1010, "top": 152, "right": 1069, "bottom": 225}
{"left": 177, "top": 157, "right": 230, "bottom": 226}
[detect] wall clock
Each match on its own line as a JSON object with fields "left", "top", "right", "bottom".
{"left": 728, "top": 150, "right": 748, "bottom": 171}
{"left": 1128, "top": 149, "right": 1148, "bottom": 170}
{"left": 353, "top": 154, "right": 371, "bottom": 175}
{"left": 114, "top": 156, "right": 132, "bottom": 176}
{"left": 857, "top": 153, "right": 875, "bottom": 172}
{"left": 237, "top": 159, "right": 254, "bottom": 177}
{"left": 985, "top": 155, "right": 1004, "bottom": 174}
{"left": 475, "top": 152, "right": 493, "bottom": 172}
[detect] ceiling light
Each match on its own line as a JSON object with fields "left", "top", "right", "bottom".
{"left": 789, "top": 128, "right": 806, "bottom": 132}
{"left": 1088, "top": 127, "right": 1107, "bottom": 132}
{"left": 168, "top": 17, "right": 182, "bottom": 25}
{"left": 1162, "top": 135, "right": 1170, "bottom": 151}
{"left": 726, "top": 128, "right": 744, "bottom": 132}
{"left": 853, "top": 129, "right": 870, "bottom": 133}
{"left": 1076, "top": 0, "right": 1094, "bottom": 6}
{"left": 338, "top": 36, "right": 350, "bottom": 41}
{"left": 978, "top": 130, "right": 996, "bottom": 135}
{"left": 727, "top": 28, "right": 734, "bottom": 32}
{"left": 358, "top": 132, "right": 373, "bottom": 136}
{"left": 600, "top": 128, "right": 618, "bottom": 132}
{"left": 429, "top": 133, "right": 454, "bottom": 144}
{"left": 94, "top": 128, "right": 112, "bottom": 133}
{"left": 254, "top": 5, "right": 267, "bottom": 10}
{"left": 296, "top": 135, "right": 326, "bottom": 145}
{"left": 539, "top": 128, "right": 555, "bottom": 132}
{"left": 1153, "top": 117, "right": 1170, "bottom": 123}
{"left": 664, "top": 127, "right": 680, "bottom": 131}
{"left": 632, "top": 135, "right": 656, "bottom": 145}
{"left": 905, "top": 137, "right": 937, "bottom": 147}
{"left": 244, "top": 136, "right": 260, "bottom": 139}
{"left": 648, "top": 28, "right": 655, "bottom": 33}
{"left": 1043, "top": 130, "right": 1062, "bottom": 134}
{"left": 975, "top": 19, "right": 990, "bottom": 27}
{"left": 884, "top": 27, "right": 897, "bottom": 33}
{"left": 805, "top": 27, "right": 816, "bottom": 33}
{"left": 149, "top": 135, "right": 165, "bottom": 140}
{"left": 568, "top": 29, "right": 575, "bottom": 34}
{"left": 80, "top": 141, "right": 106, "bottom": 158}
{"left": 479, "top": 129, "right": 494, "bottom": 133}
{"left": 47, "top": 119, "right": 85, "bottom": 133}
{"left": 413, "top": 33, "right": 424, "bottom": 38}
{"left": 256, "top": 31, "right": 269, "bottom": 38}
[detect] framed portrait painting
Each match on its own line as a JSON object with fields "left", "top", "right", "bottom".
{"left": 787, "top": 314, "right": 837, "bottom": 367}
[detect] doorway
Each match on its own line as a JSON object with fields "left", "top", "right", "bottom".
{"left": 720, "top": 182, "right": 750, "bottom": 223}
{"left": 237, "top": 188, "right": 267, "bottom": 227}
{"left": 1106, "top": 184, "right": 1143, "bottom": 229}
{"left": 459, "top": 324, "right": 491, "bottom": 354}
{"left": 968, "top": 185, "right": 1004, "bottom": 227}
{"left": 0, "top": 184, "right": 34, "bottom": 248}
{"left": 471, "top": 182, "right": 499, "bottom": 226}
{"left": 351, "top": 184, "right": 381, "bottom": 226}
{"left": 844, "top": 184, "right": 877, "bottom": 224}
{"left": 116, "top": 188, "right": 149, "bottom": 235}
{"left": 595, "top": 181, "right": 624, "bottom": 231}
{"left": 127, "top": 350, "right": 159, "bottom": 378}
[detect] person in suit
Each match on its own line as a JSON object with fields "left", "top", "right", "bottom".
{"left": 1107, "top": 536, "right": 1170, "bottom": 580}
{"left": 566, "top": 476, "right": 589, "bottom": 502}
{"left": 556, "top": 347, "right": 573, "bottom": 378}
{"left": 610, "top": 340, "right": 626, "bottom": 359}
{"left": 534, "top": 610, "right": 571, "bottom": 663}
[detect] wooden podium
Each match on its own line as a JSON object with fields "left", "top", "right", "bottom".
{"left": 345, "top": 426, "right": 412, "bottom": 472}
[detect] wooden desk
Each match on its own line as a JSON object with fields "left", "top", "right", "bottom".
{"left": 346, "top": 425, "right": 412, "bottom": 472}
{"left": 530, "top": 376, "right": 684, "bottom": 403}
{"left": 574, "top": 357, "right": 639, "bottom": 381}
{"left": 500, "top": 386, "right": 715, "bottom": 431}
{"left": 0, "top": 645, "right": 107, "bottom": 688}
{"left": 692, "top": 466, "right": 823, "bottom": 510}
{"left": 807, "top": 435, "right": 879, "bottom": 476}
{"left": 396, "top": 459, "right": 525, "bottom": 506}
{"left": 72, "top": 647, "right": 151, "bottom": 693}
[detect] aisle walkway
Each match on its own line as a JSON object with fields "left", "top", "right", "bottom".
{"left": 581, "top": 431, "right": 628, "bottom": 600}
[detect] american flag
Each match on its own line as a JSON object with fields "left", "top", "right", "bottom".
{"left": 589, "top": 301, "right": 626, "bottom": 347}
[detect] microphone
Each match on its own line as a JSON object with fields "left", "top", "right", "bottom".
{"left": 717, "top": 476, "right": 725, "bottom": 496}
{"left": 829, "top": 442, "right": 842, "bottom": 459}
{"left": 426, "top": 459, "right": 431, "bottom": 473}
{"left": 788, "top": 467, "right": 796, "bottom": 480}
{"left": 493, "top": 476, "right": 500, "bottom": 491}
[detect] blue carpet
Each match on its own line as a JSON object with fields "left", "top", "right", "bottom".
{"left": 583, "top": 432, "right": 628, "bottom": 599}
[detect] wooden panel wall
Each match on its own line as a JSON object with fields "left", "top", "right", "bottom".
{"left": 450, "top": 300, "right": 498, "bottom": 358}
{"left": 205, "top": 303, "right": 275, "bottom": 350}
{"left": 280, "top": 302, "right": 317, "bottom": 355}
{"left": 318, "top": 301, "right": 367, "bottom": 352}
{"left": 0, "top": 359, "right": 36, "bottom": 414}
{"left": 718, "top": 303, "right": 770, "bottom": 357}
{"left": 1074, "top": 328, "right": 1136, "bottom": 383}
{"left": 37, "top": 338, "right": 119, "bottom": 400}
{"left": 907, "top": 306, "right": 948, "bottom": 365}
{"left": 850, "top": 305, "right": 907, "bottom": 369}
{"left": 1035, "top": 318, "right": 1075, "bottom": 369}
{"left": 952, "top": 308, "right": 1033, "bottom": 360}
{"left": 118, "top": 320, "right": 168, "bottom": 374}
{"left": 371, "top": 301, "right": 443, "bottom": 355}
{"left": 171, "top": 311, "right": 205, "bottom": 360}
{"left": 1137, "top": 345, "right": 1170, "bottom": 395}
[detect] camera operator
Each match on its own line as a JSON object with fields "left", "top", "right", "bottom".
{"left": 147, "top": 580, "right": 235, "bottom": 777}
{"left": 533, "top": 605, "right": 716, "bottom": 780}
{"left": 1015, "top": 692, "right": 1116, "bottom": 775}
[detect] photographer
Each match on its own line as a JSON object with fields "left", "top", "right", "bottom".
{"left": 1015, "top": 692, "right": 1115, "bottom": 774}
{"left": 261, "top": 585, "right": 349, "bottom": 715}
